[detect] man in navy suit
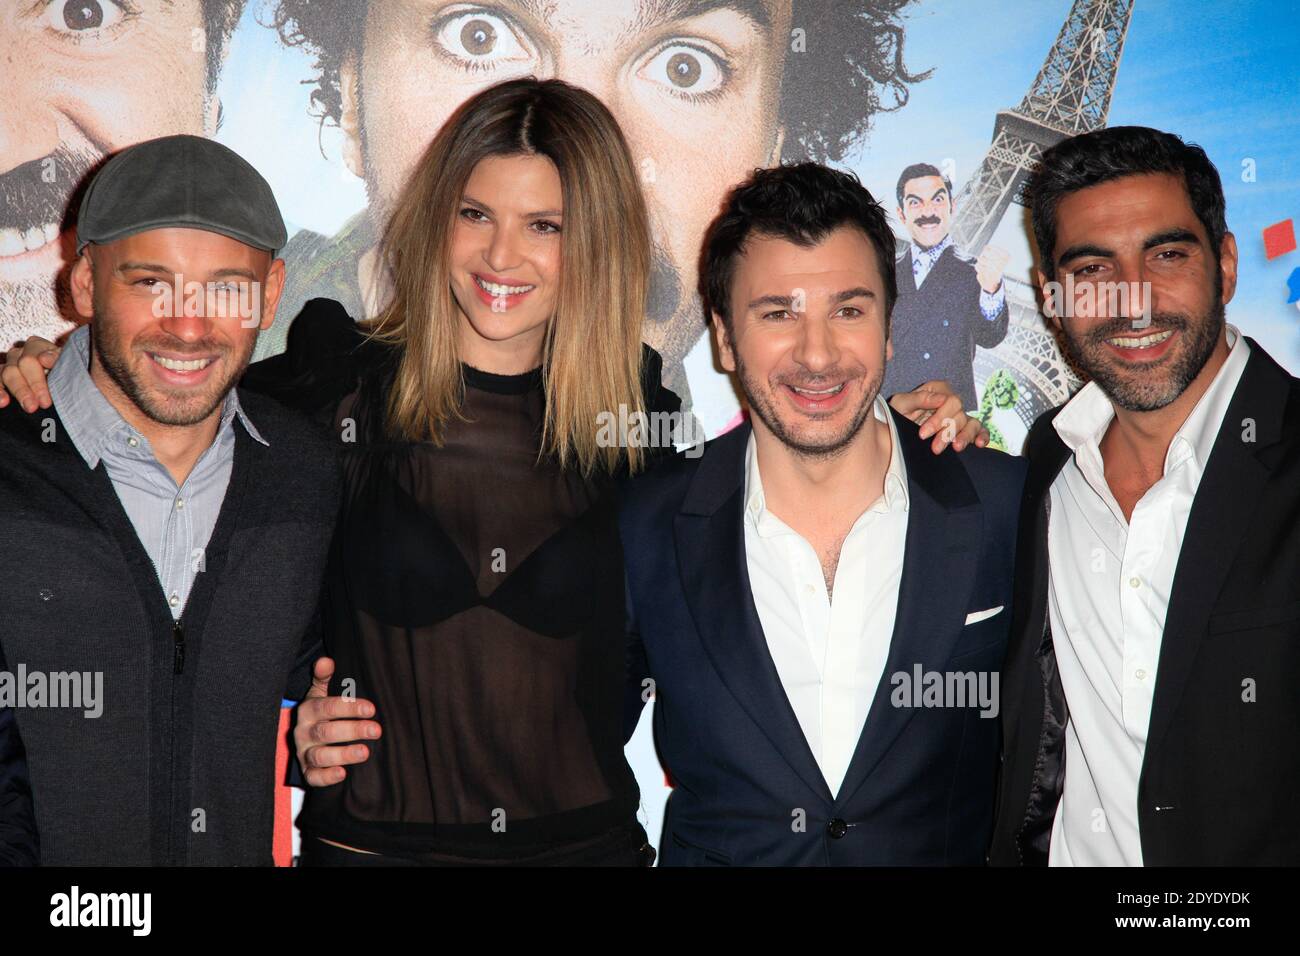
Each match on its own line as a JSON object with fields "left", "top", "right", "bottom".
{"left": 622, "top": 163, "right": 1026, "bottom": 865}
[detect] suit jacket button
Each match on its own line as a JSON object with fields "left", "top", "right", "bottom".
{"left": 827, "top": 818, "right": 848, "bottom": 839}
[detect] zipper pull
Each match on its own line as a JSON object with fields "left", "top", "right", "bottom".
{"left": 173, "top": 619, "right": 186, "bottom": 674}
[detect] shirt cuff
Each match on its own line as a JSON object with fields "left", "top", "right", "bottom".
{"left": 979, "top": 283, "right": 1006, "bottom": 321}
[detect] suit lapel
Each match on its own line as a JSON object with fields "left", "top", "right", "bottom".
{"left": 1006, "top": 409, "right": 1070, "bottom": 676}
{"left": 1143, "top": 342, "right": 1291, "bottom": 762}
{"left": 675, "top": 422, "right": 834, "bottom": 802}
{"left": 834, "top": 409, "right": 984, "bottom": 803}
{"left": 896, "top": 248, "right": 918, "bottom": 295}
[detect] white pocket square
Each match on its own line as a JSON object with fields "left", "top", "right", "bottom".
{"left": 964, "top": 605, "right": 1004, "bottom": 626}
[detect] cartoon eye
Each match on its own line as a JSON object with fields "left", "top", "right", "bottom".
{"left": 639, "top": 42, "right": 727, "bottom": 97}
{"left": 45, "top": 0, "right": 127, "bottom": 34}
{"left": 434, "top": 9, "right": 532, "bottom": 68}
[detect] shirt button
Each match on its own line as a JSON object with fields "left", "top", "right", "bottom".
{"left": 923, "top": 352, "right": 931, "bottom": 360}
{"left": 168, "top": 593, "right": 180, "bottom": 608}
{"left": 942, "top": 319, "right": 950, "bottom": 327}
{"left": 806, "top": 584, "right": 817, "bottom": 595}
{"left": 127, "top": 436, "right": 139, "bottom": 447}
{"left": 1129, "top": 576, "right": 1141, "bottom": 588}
{"left": 176, "top": 499, "right": 185, "bottom": 511}
{"left": 1135, "top": 669, "right": 1147, "bottom": 680}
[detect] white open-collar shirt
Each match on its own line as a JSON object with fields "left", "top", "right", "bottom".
{"left": 742, "top": 396, "right": 910, "bottom": 796}
{"left": 1046, "top": 324, "right": 1249, "bottom": 866}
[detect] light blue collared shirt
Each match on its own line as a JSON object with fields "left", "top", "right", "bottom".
{"left": 46, "top": 325, "right": 268, "bottom": 618}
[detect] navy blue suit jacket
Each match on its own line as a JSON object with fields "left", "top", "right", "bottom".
{"left": 621, "top": 410, "right": 1026, "bottom": 865}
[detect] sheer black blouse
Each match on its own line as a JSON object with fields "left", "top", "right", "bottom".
{"left": 242, "top": 298, "right": 680, "bottom": 860}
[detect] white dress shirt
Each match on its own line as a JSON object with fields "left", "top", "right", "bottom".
{"left": 1046, "top": 324, "right": 1250, "bottom": 866}
{"left": 742, "top": 396, "right": 910, "bottom": 796}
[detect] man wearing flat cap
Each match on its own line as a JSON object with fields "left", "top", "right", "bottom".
{"left": 0, "top": 135, "right": 340, "bottom": 866}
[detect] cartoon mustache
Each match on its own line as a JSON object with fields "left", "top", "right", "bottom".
{"left": 914, "top": 215, "right": 942, "bottom": 226}
{"left": 0, "top": 143, "right": 102, "bottom": 234}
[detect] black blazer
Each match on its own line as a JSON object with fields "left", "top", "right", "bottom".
{"left": 990, "top": 337, "right": 1300, "bottom": 866}
{"left": 622, "top": 411, "right": 1026, "bottom": 865}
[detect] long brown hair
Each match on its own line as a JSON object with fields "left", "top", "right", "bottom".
{"left": 363, "top": 78, "right": 652, "bottom": 475}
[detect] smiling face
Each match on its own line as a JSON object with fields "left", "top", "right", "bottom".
{"left": 1039, "top": 172, "right": 1237, "bottom": 413}
{"left": 897, "top": 174, "right": 951, "bottom": 250}
{"left": 449, "top": 153, "right": 563, "bottom": 372}
{"left": 342, "top": 0, "right": 791, "bottom": 375}
{"left": 0, "top": 0, "right": 215, "bottom": 346}
{"left": 71, "top": 227, "right": 283, "bottom": 429}
{"left": 715, "top": 225, "right": 892, "bottom": 459}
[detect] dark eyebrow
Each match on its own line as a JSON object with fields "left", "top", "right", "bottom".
{"left": 115, "top": 262, "right": 173, "bottom": 276}
{"left": 747, "top": 293, "right": 795, "bottom": 310}
{"left": 617, "top": 0, "right": 773, "bottom": 35}
{"left": 1057, "top": 228, "right": 1203, "bottom": 270}
{"left": 904, "top": 186, "right": 948, "bottom": 204}
{"left": 1055, "top": 243, "right": 1114, "bottom": 270}
{"left": 1143, "top": 228, "right": 1201, "bottom": 250}
{"left": 115, "top": 263, "right": 258, "bottom": 281}
{"left": 746, "top": 287, "right": 876, "bottom": 310}
{"left": 209, "top": 268, "right": 259, "bottom": 281}
{"left": 463, "top": 195, "right": 563, "bottom": 219}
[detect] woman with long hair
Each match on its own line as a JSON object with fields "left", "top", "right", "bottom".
{"left": 260, "top": 78, "right": 671, "bottom": 866}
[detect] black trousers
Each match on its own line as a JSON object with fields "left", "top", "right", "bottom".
{"left": 298, "top": 821, "right": 655, "bottom": 867}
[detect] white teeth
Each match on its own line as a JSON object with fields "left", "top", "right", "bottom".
{"left": 0, "top": 223, "right": 60, "bottom": 257}
{"left": 474, "top": 276, "right": 535, "bottom": 296}
{"left": 152, "top": 354, "right": 213, "bottom": 372}
{"left": 1107, "top": 329, "right": 1173, "bottom": 349}
{"left": 791, "top": 383, "right": 845, "bottom": 396}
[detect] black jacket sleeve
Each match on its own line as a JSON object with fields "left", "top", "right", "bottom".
{"left": 0, "top": 643, "right": 39, "bottom": 866}
{"left": 241, "top": 298, "right": 372, "bottom": 420}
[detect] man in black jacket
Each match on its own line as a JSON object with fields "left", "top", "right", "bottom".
{"left": 0, "top": 135, "right": 339, "bottom": 865}
{"left": 991, "top": 126, "right": 1300, "bottom": 866}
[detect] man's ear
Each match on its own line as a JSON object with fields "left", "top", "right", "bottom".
{"left": 340, "top": 54, "right": 365, "bottom": 181}
{"left": 1218, "top": 231, "right": 1239, "bottom": 307}
{"left": 258, "top": 258, "right": 288, "bottom": 332}
{"left": 1035, "top": 267, "right": 1062, "bottom": 330}
{"left": 69, "top": 253, "right": 95, "bottom": 321}
{"left": 712, "top": 312, "right": 736, "bottom": 372}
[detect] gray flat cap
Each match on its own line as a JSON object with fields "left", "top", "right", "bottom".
{"left": 76, "top": 134, "right": 287, "bottom": 256}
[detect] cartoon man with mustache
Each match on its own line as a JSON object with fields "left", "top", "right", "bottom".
{"left": 882, "top": 162, "right": 1009, "bottom": 412}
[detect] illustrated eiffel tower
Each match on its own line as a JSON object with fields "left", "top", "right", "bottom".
{"left": 951, "top": 0, "right": 1136, "bottom": 253}
{"left": 956, "top": 0, "right": 1137, "bottom": 432}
